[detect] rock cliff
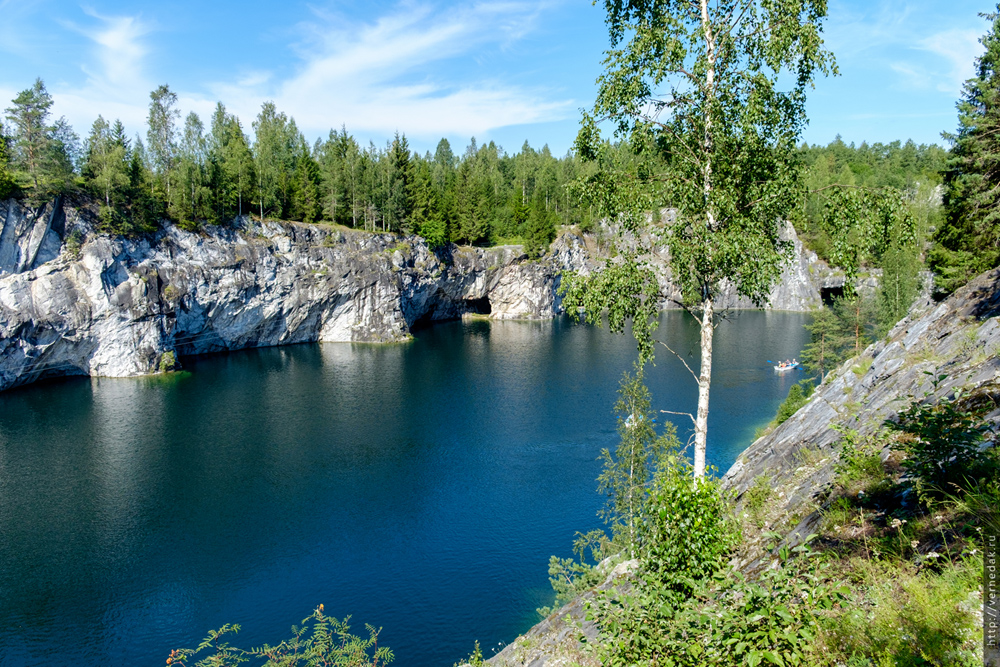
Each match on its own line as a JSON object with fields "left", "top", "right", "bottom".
{"left": 486, "top": 266, "right": 1000, "bottom": 667}
{"left": 0, "top": 198, "right": 820, "bottom": 392}
{"left": 0, "top": 198, "right": 594, "bottom": 391}
{"left": 721, "top": 265, "right": 1000, "bottom": 563}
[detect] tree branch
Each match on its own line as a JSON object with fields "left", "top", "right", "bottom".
{"left": 657, "top": 339, "right": 700, "bottom": 385}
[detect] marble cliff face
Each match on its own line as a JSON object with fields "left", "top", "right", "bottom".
{"left": 0, "top": 198, "right": 822, "bottom": 392}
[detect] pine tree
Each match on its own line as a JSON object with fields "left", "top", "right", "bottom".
{"left": 523, "top": 189, "right": 556, "bottom": 259}
{"left": 932, "top": 8, "right": 1000, "bottom": 293}
{"left": 5, "top": 78, "right": 56, "bottom": 197}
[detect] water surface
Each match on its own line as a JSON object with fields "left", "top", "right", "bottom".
{"left": 0, "top": 311, "right": 810, "bottom": 666}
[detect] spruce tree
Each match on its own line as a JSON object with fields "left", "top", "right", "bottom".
{"left": 932, "top": 8, "right": 1000, "bottom": 293}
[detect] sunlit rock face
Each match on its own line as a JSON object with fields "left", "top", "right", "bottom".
{"left": 0, "top": 199, "right": 593, "bottom": 391}
{"left": 0, "top": 198, "right": 824, "bottom": 392}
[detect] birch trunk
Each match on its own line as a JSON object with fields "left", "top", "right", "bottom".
{"left": 693, "top": 0, "right": 717, "bottom": 480}
{"left": 694, "top": 298, "right": 714, "bottom": 478}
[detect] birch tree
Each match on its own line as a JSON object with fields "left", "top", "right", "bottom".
{"left": 146, "top": 85, "right": 179, "bottom": 203}
{"left": 565, "top": 0, "right": 836, "bottom": 478}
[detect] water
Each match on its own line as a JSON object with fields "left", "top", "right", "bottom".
{"left": 0, "top": 311, "right": 810, "bottom": 666}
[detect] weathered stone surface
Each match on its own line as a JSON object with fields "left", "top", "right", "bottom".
{"left": 0, "top": 200, "right": 588, "bottom": 391}
{"left": 0, "top": 199, "right": 827, "bottom": 392}
{"left": 721, "top": 266, "right": 1000, "bottom": 555}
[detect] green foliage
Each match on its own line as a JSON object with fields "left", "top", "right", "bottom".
{"left": 593, "top": 465, "right": 837, "bottom": 667}
{"left": 875, "top": 243, "right": 920, "bottom": 336}
{"left": 744, "top": 474, "right": 775, "bottom": 527}
{"left": 819, "top": 188, "right": 916, "bottom": 298}
{"left": 798, "top": 138, "right": 946, "bottom": 264}
{"left": 64, "top": 227, "right": 84, "bottom": 258}
{"left": 597, "top": 367, "right": 680, "bottom": 552}
{"left": 4, "top": 78, "right": 77, "bottom": 200}
{"left": 638, "top": 456, "right": 737, "bottom": 598}
{"left": 832, "top": 427, "right": 888, "bottom": 494}
{"left": 775, "top": 380, "right": 815, "bottom": 426}
{"left": 147, "top": 84, "right": 180, "bottom": 206}
{"left": 0, "top": 120, "right": 18, "bottom": 200}
{"left": 932, "top": 9, "right": 1000, "bottom": 294}
{"left": 801, "top": 295, "right": 877, "bottom": 380}
{"left": 822, "top": 558, "right": 982, "bottom": 666}
{"left": 886, "top": 385, "right": 993, "bottom": 505}
{"left": 523, "top": 189, "right": 556, "bottom": 259}
{"left": 169, "top": 606, "right": 393, "bottom": 667}
{"left": 560, "top": 258, "right": 660, "bottom": 363}
{"left": 540, "top": 530, "right": 610, "bottom": 615}
{"left": 158, "top": 351, "right": 178, "bottom": 373}
{"left": 459, "top": 640, "right": 484, "bottom": 667}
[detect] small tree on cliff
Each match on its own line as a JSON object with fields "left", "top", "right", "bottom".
{"left": 564, "top": 0, "right": 836, "bottom": 479}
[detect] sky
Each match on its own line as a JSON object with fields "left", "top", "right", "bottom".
{"left": 0, "top": 0, "right": 993, "bottom": 157}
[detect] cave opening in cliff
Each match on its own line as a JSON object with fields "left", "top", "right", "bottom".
{"left": 821, "top": 285, "right": 844, "bottom": 306}
{"left": 466, "top": 297, "right": 492, "bottom": 315}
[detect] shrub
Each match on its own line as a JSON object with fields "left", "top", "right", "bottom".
{"left": 168, "top": 606, "right": 393, "bottom": 667}
{"left": 886, "top": 387, "right": 992, "bottom": 505}
{"left": 775, "top": 380, "right": 815, "bottom": 425}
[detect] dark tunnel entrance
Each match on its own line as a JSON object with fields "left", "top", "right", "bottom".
{"left": 466, "top": 297, "right": 492, "bottom": 315}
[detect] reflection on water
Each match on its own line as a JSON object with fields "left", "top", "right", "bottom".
{"left": 0, "top": 312, "right": 809, "bottom": 667}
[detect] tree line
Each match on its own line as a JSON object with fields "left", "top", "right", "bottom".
{"left": 0, "top": 79, "right": 600, "bottom": 257}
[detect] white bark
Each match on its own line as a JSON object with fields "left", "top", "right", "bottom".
{"left": 694, "top": 297, "right": 714, "bottom": 479}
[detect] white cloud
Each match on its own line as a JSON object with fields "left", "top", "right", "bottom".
{"left": 210, "top": 1, "right": 573, "bottom": 141}
{"left": 49, "top": 10, "right": 155, "bottom": 136}
{"left": 28, "top": 2, "right": 570, "bottom": 146}
{"left": 823, "top": 0, "right": 987, "bottom": 96}
{"left": 919, "top": 28, "right": 982, "bottom": 92}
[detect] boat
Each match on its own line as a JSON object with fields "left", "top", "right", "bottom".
{"left": 774, "top": 363, "right": 801, "bottom": 372}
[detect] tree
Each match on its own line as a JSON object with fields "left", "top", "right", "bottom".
{"left": 0, "top": 120, "right": 17, "bottom": 199}
{"left": 523, "top": 188, "right": 556, "bottom": 258}
{"left": 566, "top": 0, "right": 835, "bottom": 478}
{"left": 252, "top": 101, "right": 297, "bottom": 221}
{"left": 5, "top": 78, "right": 56, "bottom": 197}
{"left": 931, "top": 8, "right": 1000, "bottom": 294}
{"left": 174, "top": 111, "right": 211, "bottom": 228}
{"left": 83, "top": 115, "right": 128, "bottom": 217}
{"left": 875, "top": 242, "right": 919, "bottom": 335}
{"left": 146, "top": 85, "right": 179, "bottom": 205}
{"left": 598, "top": 367, "right": 676, "bottom": 556}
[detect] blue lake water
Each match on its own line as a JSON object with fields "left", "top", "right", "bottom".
{"left": 0, "top": 311, "right": 810, "bottom": 666}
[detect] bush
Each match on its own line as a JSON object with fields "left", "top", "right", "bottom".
{"left": 886, "top": 386, "right": 992, "bottom": 505}
{"left": 776, "top": 380, "right": 815, "bottom": 425}
{"left": 168, "top": 606, "right": 393, "bottom": 667}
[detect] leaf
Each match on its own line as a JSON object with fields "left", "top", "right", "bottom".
{"left": 763, "top": 650, "right": 786, "bottom": 666}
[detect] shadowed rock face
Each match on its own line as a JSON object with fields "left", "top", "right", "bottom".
{"left": 0, "top": 198, "right": 824, "bottom": 392}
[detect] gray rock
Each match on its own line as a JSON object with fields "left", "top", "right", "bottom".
{"left": 0, "top": 202, "right": 582, "bottom": 391}
{"left": 0, "top": 199, "right": 837, "bottom": 392}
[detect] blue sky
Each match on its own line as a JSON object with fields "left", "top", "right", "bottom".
{"left": 0, "top": 0, "right": 993, "bottom": 156}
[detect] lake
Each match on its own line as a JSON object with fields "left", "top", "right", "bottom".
{"left": 0, "top": 311, "right": 810, "bottom": 666}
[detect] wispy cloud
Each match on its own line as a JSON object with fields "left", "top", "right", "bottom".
{"left": 824, "top": 0, "right": 986, "bottom": 97}
{"left": 918, "top": 28, "right": 982, "bottom": 92}
{"left": 34, "top": 2, "right": 569, "bottom": 145}
{"left": 210, "top": 1, "right": 573, "bottom": 140}
{"left": 48, "top": 10, "right": 156, "bottom": 133}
